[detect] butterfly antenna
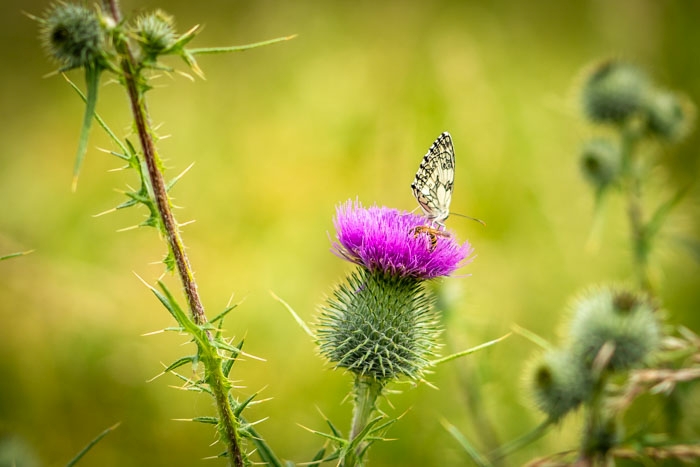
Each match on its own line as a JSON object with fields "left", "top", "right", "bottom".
{"left": 451, "top": 212, "right": 486, "bottom": 226}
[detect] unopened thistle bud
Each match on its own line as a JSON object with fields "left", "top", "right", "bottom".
{"left": 317, "top": 200, "right": 473, "bottom": 381}
{"left": 581, "top": 60, "right": 650, "bottom": 125}
{"left": 40, "top": 3, "right": 105, "bottom": 69}
{"left": 568, "top": 286, "right": 660, "bottom": 372}
{"left": 528, "top": 349, "right": 592, "bottom": 421}
{"left": 644, "top": 89, "right": 695, "bottom": 142}
{"left": 580, "top": 139, "right": 621, "bottom": 191}
{"left": 318, "top": 269, "right": 441, "bottom": 380}
{"left": 134, "top": 10, "right": 176, "bottom": 59}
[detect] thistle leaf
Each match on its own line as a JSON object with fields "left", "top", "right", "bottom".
{"left": 233, "top": 392, "right": 257, "bottom": 418}
{"left": 63, "top": 73, "right": 128, "bottom": 156}
{"left": 0, "top": 250, "right": 33, "bottom": 261}
{"left": 191, "top": 416, "right": 218, "bottom": 425}
{"left": 430, "top": 333, "right": 511, "bottom": 366}
{"left": 211, "top": 302, "right": 240, "bottom": 327}
{"left": 148, "top": 281, "right": 187, "bottom": 327}
{"left": 163, "top": 355, "right": 196, "bottom": 373}
{"left": 71, "top": 65, "right": 102, "bottom": 192}
{"left": 325, "top": 418, "right": 343, "bottom": 438}
{"left": 647, "top": 186, "right": 689, "bottom": 241}
{"left": 345, "top": 416, "right": 384, "bottom": 451}
{"left": 309, "top": 447, "right": 327, "bottom": 466}
{"left": 65, "top": 422, "right": 121, "bottom": 467}
{"left": 187, "top": 35, "right": 297, "bottom": 55}
{"left": 222, "top": 339, "right": 244, "bottom": 378}
{"left": 442, "top": 419, "right": 492, "bottom": 467}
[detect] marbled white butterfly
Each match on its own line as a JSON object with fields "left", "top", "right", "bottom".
{"left": 411, "top": 132, "right": 483, "bottom": 250}
{"left": 411, "top": 131, "right": 455, "bottom": 228}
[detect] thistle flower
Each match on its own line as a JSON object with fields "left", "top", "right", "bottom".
{"left": 317, "top": 199, "right": 476, "bottom": 463}
{"left": 331, "top": 200, "right": 473, "bottom": 279}
{"left": 318, "top": 200, "right": 475, "bottom": 381}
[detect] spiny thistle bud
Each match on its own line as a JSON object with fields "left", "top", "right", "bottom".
{"left": 39, "top": 3, "right": 106, "bottom": 69}
{"left": 318, "top": 269, "right": 441, "bottom": 380}
{"left": 568, "top": 286, "right": 660, "bottom": 372}
{"left": 644, "top": 89, "right": 696, "bottom": 142}
{"left": 581, "top": 60, "right": 651, "bottom": 125}
{"left": 527, "top": 349, "right": 592, "bottom": 421}
{"left": 580, "top": 139, "right": 621, "bottom": 191}
{"left": 134, "top": 10, "right": 176, "bottom": 59}
{"left": 317, "top": 200, "right": 473, "bottom": 381}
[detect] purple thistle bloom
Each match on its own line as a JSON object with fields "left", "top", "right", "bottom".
{"left": 331, "top": 200, "right": 474, "bottom": 279}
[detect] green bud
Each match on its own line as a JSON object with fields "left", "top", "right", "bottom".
{"left": 528, "top": 349, "right": 592, "bottom": 421}
{"left": 317, "top": 269, "right": 441, "bottom": 381}
{"left": 580, "top": 139, "right": 621, "bottom": 191}
{"left": 134, "top": 10, "right": 176, "bottom": 59}
{"left": 569, "top": 286, "right": 660, "bottom": 372}
{"left": 644, "top": 89, "right": 695, "bottom": 142}
{"left": 581, "top": 60, "right": 650, "bottom": 125}
{"left": 40, "top": 3, "right": 105, "bottom": 69}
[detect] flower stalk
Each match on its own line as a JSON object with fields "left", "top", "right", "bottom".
{"left": 346, "top": 376, "right": 384, "bottom": 467}
{"left": 579, "top": 373, "right": 615, "bottom": 464}
{"left": 619, "top": 124, "right": 651, "bottom": 292}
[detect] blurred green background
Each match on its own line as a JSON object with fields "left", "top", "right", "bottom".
{"left": 1, "top": 0, "right": 699, "bottom": 465}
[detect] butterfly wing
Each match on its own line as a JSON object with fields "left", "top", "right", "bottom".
{"left": 411, "top": 132, "right": 455, "bottom": 225}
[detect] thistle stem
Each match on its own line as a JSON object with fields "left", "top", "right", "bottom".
{"left": 579, "top": 374, "right": 615, "bottom": 466}
{"left": 103, "top": 1, "right": 243, "bottom": 465}
{"left": 620, "top": 125, "right": 652, "bottom": 292}
{"left": 107, "top": 27, "right": 206, "bottom": 326}
{"left": 346, "top": 375, "right": 383, "bottom": 467}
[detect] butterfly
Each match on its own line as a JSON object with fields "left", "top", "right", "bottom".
{"left": 411, "top": 131, "right": 455, "bottom": 229}
{"left": 410, "top": 132, "right": 484, "bottom": 250}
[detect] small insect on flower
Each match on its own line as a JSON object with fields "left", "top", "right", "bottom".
{"left": 411, "top": 225, "right": 451, "bottom": 252}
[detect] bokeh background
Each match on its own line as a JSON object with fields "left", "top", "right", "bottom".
{"left": 1, "top": 0, "right": 699, "bottom": 465}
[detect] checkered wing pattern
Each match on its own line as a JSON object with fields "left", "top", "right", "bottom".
{"left": 411, "top": 132, "right": 455, "bottom": 226}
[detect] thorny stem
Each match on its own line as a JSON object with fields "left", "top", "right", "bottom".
{"left": 103, "top": 0, "right": 206, "bottom": 326}
{"left": 103, "top": 1, "right": 243, "bottom": 465}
